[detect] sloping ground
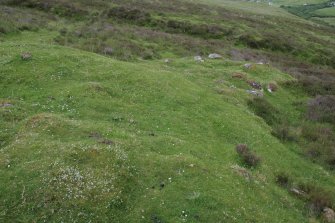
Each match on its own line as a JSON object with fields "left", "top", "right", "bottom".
{"left": 1, "top": 31, "right": 334, "bottom": 222}
{"left": 280, "top": 1, "right": 335, "bottom": 26}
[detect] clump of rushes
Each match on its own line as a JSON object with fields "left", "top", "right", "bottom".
{"left": 235, "top": 144, "right": 261, "bottom": 168}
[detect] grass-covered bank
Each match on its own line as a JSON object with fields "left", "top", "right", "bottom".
{"left": 0, "top": 31, "right": 334, "bottom": 222}
{"left": 1, "top": 0, "right": 335, "bottom": 222}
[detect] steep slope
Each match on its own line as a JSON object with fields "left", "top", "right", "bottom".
{"left": 1, "top": 31, "right": 334, "bottom": 222}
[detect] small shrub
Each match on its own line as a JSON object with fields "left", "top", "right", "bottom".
{"left": 237, "top": 33, "right": 294, "bottom": 52}
{"left": 301, "top": 124, "right": 335, "bottom": 167}
{"left": 297, "top": 183, "right": 334, "bottom": 216}
{"left": 107, "top": 6, "right": 151, "bottom": 25}
{"left": 308, "top": 190, "right": 333, "bottom": 216}
{"left": 235, "top": 144, "right": 261, "bottom": 168}
{"left": 0, "top": 26, "right": 7, "bottom": 34}
{"left": 301, "top": 125, "right": 332, "bottom": 142}
{"left": 307, "top": 95, "right": 335, "bottom": 124}
{"left": 236, "top": 144, "right": 248, "bottom": 155}
{"left": 59, "top": 28, "right": 68, "bottom": 36}
{"left": 291, "top": 74, "right": 335, "bottom": 96}
{"left": 275, "top": 172, "right": 291, "bottom": 188}
{"left": 271, "top": 125, "right": 297, "bottom": 142}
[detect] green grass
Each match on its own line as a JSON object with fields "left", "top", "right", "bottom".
{"left": 314, "top": 6, "right": 335, "bottom": 16}
{"left": 0, "top": 0, "right": 335, "bottom": 222}
{"left": 280, "top": 0, "right": 335, "bottom": 27}
{"left": 1, "top": 30, "right": 334, "bottom": 222}
{"left": 312, "top": 16, "right": 335, "bottom": 26}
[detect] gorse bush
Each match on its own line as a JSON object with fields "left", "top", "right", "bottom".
{"left": 235, "top": 144, "right": 261, "bottom": 168}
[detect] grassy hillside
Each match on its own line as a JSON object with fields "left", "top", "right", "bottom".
{"left": 1, "top": 0, "right": 335, "bottom": 222}
{"left": 0, "top": 30, "right": 334, "bottom": 223}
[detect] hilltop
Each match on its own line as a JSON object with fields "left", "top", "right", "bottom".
{"left": 0, "top": 0, "right": 335, "bottom": 222}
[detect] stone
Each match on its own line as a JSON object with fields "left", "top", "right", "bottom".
{"left": 322, "top": 208, "right": 335, "bottom": 223}
{"left": 0, "top": 103, "right": 12, "bottom": 108}
{"left": 208, "top": 53, "right": 222, "bottom": 59}
{"left": 289, "top": 188, "right": 306, "bottom": 197}
{"left": 194, "top": 56, "right": 204, "bottom": 62}
{"left": 244, "top": 63, "right": 253, "bottom": 69}
{"left": 246, "top": 90, "right": 263, "bottom": 97}
{"left": 21, "top": 52, "right": 32, "bottom": 60}
{"left": 248, "top": 81, "right": 262, "bottom": 90}
{"left": 267, "top": 83, "right": 278, "bottom": 93}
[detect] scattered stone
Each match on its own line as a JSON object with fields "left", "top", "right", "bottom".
{"left": 232, "top": 72, "right": 245, "bottom": 79}
{"left": 322, "top": 208, "right": 335, "bottom": 223}
{"left": 289, "top": 187, "right": 306, "bottom": 197}
{"left": 194, "top": 56, "right": 204, "bottom": 62}
{"left": 21, "top": 52, "right": 32, "bottom": 60}
{"left": 246, "top": 90, "right": 263, "bottom": 97}
{"left": 267, "top": 83, "right": 278, "bottom": 93}
{"left": 0, "top": 103, "right": 12, "bottom": 108}
{"left": 163, "top": 59, "right": 170, "bottom": 63}
{"left": 248, "top": 80, "right": 262, "bottom": 90}
{"left": 208, "top": 53, "right": 222, "bottom": 59}
{"left": 256, "top": 60, "right": 269, "bottom": 65}
{"left": 244, "top": 63, "right": 253, "bottom": 69}
{"left": 103, "top": 47, "right": 114, "bottom": 55}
